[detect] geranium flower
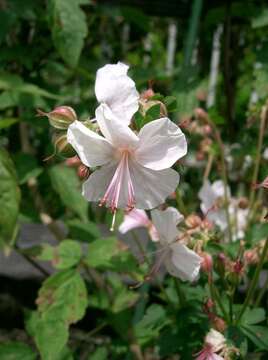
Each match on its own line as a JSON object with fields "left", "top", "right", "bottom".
{"left": 195, "top": 329, "right": 226, "bottom": 360}
{"left": 198, "top": 180, "right": 248, "bottom": 240}
{"left": 67, "top": 104, "right": 187, "bottom": 228}
{"left": 95, "top": 62, "right": 139, "bottom": 125}
{"left": 119, "top": 209, "right": 159, "bottom": 241}
{"left": 151, "top": 207, "right": 201, "bottom": 281}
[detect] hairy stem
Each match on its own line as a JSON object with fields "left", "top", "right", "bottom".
{"left": 235, "top": 237, "right": 268, "bottom": 324}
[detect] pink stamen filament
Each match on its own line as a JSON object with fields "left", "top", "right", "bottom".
{"left": 99, "top": 151, "right": 135, "bottom": 229}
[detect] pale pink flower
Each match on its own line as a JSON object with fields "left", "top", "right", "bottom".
{"left": 119, "top": 209, "right": 159, "bottom": 241}
{"left": 67, "top": 104, "right": 187, "bottom": 229}
{"left": 95, "top": 62, "right": 139, "bottom": 125}
{"left": 198, "top": 180, "right": 248, "bottom": 241}
{"left": 151, "top": 207, "right": 201, "bottom": 281}
{"left": 195, "top": 329, "right": 225, "bottom": 360}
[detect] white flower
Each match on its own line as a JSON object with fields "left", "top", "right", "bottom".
{"left": 198, "top": 180, "right": 228, "bottom": 231}
{"left": 95, "top": 62, "right": 139, "bottom": 125}
{"left": 205, "top": 329, "right": 226, "bottom": 353}
{"left": 198, "top": 180, "right": 248, "bottom": 241}
{"left": 151, "top": 207, "right": 201, "bottom": 282}
{"left": 67, "top": 104, "right": 187, "bottom": 227}
{"left": 263, "top": 148, "right": 268, "bottom": 160}
{"left": 195, "top": 329, "right": 226, "bottom": 360}
{"left": 119, "top": 209, "right": 159, "bottom": 241}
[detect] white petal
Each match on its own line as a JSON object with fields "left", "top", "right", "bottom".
{"left": 67, "top": 121, "right": 114, "bottom": 167}
{"left": 119, "top": 209, "right": 149, "bottom": 234}
{"left": 129, "top": 160, "right": 180, "bottom": 209}
{"left": 95, "top": 62, "right": 139, "bottom": 125}
{"left": 95, "top": 104, "right": 139, "bottom": 148}
{"left": 82, "top": 163, "right": 117, "bottom": 203}
{"left": 166, "top": 243, "right": 201, "bottom": 282}
{"left": 151, "top": 207, "right": 184, "bottom": 244}
{"left": 205, "top": 329, "right": 226, "bottom": 353}
{"left": 135, "top": 118, "right": 187, "bottom": 170}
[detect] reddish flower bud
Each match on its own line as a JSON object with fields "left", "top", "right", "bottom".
{"left": 77, "top": 164, "right": 90, "bottom": 180}
{"left": 140, "top": 88, "right": 155, "bottom": 100}
{"left": 65, "top": 155, "right": 81, "bottom": 167}
{"left": 233, "top": 260, "right": 243, "bottom": 274}
{"left": 185, "top": 214, "right": 202, "bottom": 228}
{"left": 244, "top": 249, "right": 258, "bottom": 265}
{"left": 201, "top": 252, "right": 213, "bottom": 272}
{"left": 37, "top": 106, "right": 77, "bottom": 130}
{"left": 212, "top": 317, "right": 226, "bottom": 332}
{"left": 194, "top": 107, "right": 209, "bottom": 121}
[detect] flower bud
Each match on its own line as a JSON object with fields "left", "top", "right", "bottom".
{"left": 194, "top": 107, "right": 209, "bottom": 121}
{"left": 37, "top": 106, "right": 77, "bottom": 130}
{"left": 185, "top": 214, "right": 202, "bottom": 228}
{"left": 244, "top": 249, "right": 258, "bottom": 265}
{"left": 238, "top": 197, "right": 249, "bottom": 209}
{"left": 53, "top": 133, "right": 76, "bottom": 157}
{"left": 77, "top": 164, "right": 90, "bottom": 180}
{"left": 212, "top": 317, "right": 226, "bottom": 332}
{"left": 140, "top": 88, "right": 155, "bottom": 100}
{"left": 65, "top": 155, "right": 82, "bottom": 167}
{"left": 139, "top": 99, "right": 168, "bottom": 117}
{"left": 200, "top": 252, "right": 213, "bottom": 272}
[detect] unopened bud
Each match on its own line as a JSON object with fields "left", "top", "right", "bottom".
{"left": 37, "top": 106, "right": 77, "bottom": 130}
{"left": 212, "top": 317, "right": 226, "bottom": 332}
{"left": 140, "top": 88, "right": 155, "bottom": 100}
{"left": 139, "top": 99, "right": 168, "bottom": 117}
{"left": 200, "top": 252, "right": 213, "bottom": 272}
{"left": 53, "top": 134, "right": 75, "bottom": 157}
{"left": 244, "top": 249, "right": 258, "bottom": 265}
{"left": 77, "top": 164, "right": 90, "bottom": 180}
{"left": 65, "top": 156, "right": 81, "bottom": 167}
{"left": 185, "top": 214, "right": 202, "bottom": 228}
{"left": 233, "top": 259, "right": 243, "bottom": 274}
{"left": 238, "top": 197, "right": 249, "bottom": 209}
{"left": 194, "top": 107, "right": 209, "bottom": 121}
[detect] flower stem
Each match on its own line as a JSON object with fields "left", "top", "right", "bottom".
{"left": 255, "top": 272, "right": 268, "bottom": 307}
{"left": 235, "top": 237, "right": 268, "bottom": 325}
{"left": 201, "top": 115, "right": 232, "bottom": 242}
{"left": 247, "top": 104, "right": 267, "bottom": 225}
{"left": 174, "top": 278, "right": 186, "bottom": 307}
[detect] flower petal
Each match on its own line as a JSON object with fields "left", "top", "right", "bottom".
{"left": 82, "top": 163, "right": 117, "bottom": 203}
{"left": 67, "top": 120, "right": 114, "bottom": 167}
{"left": 166, "top": 243, "right": 201, "bottom": 282}
{"left": 95, "top": 62, "right": 139, "bottom": 125}
{"left": 96, "top": 104, "right": 139, "bottom": 149}
{"left": 135, "top": 117, "right": 187, "bottom": 170}
{"left": 119, "top": 209, "right": 149, "bottom": 234}
{"left": 151, "top": 207, "right": 184, "bottom": 244}
{"left": 129, "top": 160, "right": 180, "bottom": 209}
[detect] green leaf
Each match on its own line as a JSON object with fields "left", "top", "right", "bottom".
{"left": 67, "top": 219, "right": 101, "bottom": 242}
{"left": 85, "top": 236, "right": 138, "bottom": 273}
{"left": 145, "top": 103, "right": 161, "bottom": 121}
{"left": 0, "top": 342, "right": 37, "bottom": 360}
{"left": 164, "top": 96, "right": 177, "bottom": 112}
{"left": 27, "top": 311, "right": 69, "bottom": 360}
{"left": 37, "top": 269, "right": 88, "bottom": 324}
{"left": 241, "top": 325, "right": 268, "bottom": 350}
{"left": 252, "top": 8, "right": 268, "bottom": 28}
{"left": 28, "top": 270, "right": 88, "bottom": 359}
{"left": 49, "top": 164, "right": 88, "bottom": 222}
{"left": 90, "top": 347, "right": 108, "bottom": 360}
{"left": 0, "top": 118, "right": 19, "bottom": 129}
{"left": 0, "top": 149, "right": 20, "bottom": 249}
{"left": 48, "top": 0, "right": 88, "bottom": 67}
{"left": 134, "top": 304, "right": 169, "bottom": 345}
{"left": 38, "top": 240, "right": 82, "bottom": 269}
{"left": 0, "top": 72, "right": 62, "bottom": 100}
{"left": 241, "top": 308, "right": 266, "bottom": 325}
{"left": 245, "top": 223, "right": 268, "bottom": 244}
{"left": 13, "top": 153, "right": 43, "bottom": 185}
